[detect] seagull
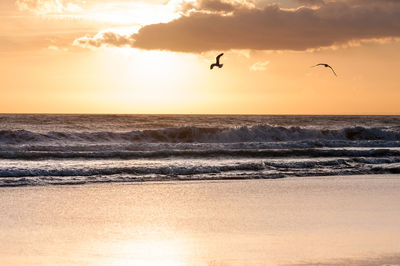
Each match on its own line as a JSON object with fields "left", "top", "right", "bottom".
{"left": 210, "top": 53, "right": 224, "bottom": 70}
{"left": 312, "top": 63, "right": 337, "bottom": 76}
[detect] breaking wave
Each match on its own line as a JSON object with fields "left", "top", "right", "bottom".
{"left": 0, "top": 125, "right": 400, "bottom": 145}
{"left": 1, "top": 158, "right": 400, "bottom": 187}
{"left": 0, "top": 148, "right": 400, "bottom": 160}
{"left": 1, "top": 116, "right": 400, "bottom": 187}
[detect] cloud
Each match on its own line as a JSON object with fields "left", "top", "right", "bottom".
{"left": 294, "top": 0, "right": 325, "bottom": 7}
{"left": 48, "top": 45, "right": 59, "bottom": 50}
{"left": 16, "top": 0, "right": 83, "bottom": 14}
{"left": 73, "top": 31, "right": 135, "bottom": 48}
{"left": 180, "top": 0, "right": 253, "bottom": 14}
{"left": 250, "top": 60, "right": 269, "bottom": 71}
{"left": 74, "top": 0, "right": 400, "bottom": 53}
{"left": 47, "top": 45, "right": 69, "bottom": 51}
{"left": 197, "top": 0, "right": 235, "bottom": 12}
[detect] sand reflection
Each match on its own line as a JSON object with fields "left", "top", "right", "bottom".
{"left": 106, "top": 238, "right": 189, "bottom": 266}
{"left": 1, "top": 177, "right": 400, "bottom": 266}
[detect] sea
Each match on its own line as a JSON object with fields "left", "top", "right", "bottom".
{"left": 0, "top": 114, "right": 399, "bottom": 187}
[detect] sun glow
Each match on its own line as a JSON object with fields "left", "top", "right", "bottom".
{"left": 83, "top": 1, "right": 181, "bottom": 25}
{"left": 83, "top": 48, "right": 205, "bottom": 113}
{"left": 3, "top": 0, "right": 400, "bottom": 114}
{"left": 38, "top": 0, "right": 183, "bottom": 26}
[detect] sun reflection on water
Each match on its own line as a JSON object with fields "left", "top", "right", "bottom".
{"left": 105, "top": 237, "right": 192, "bottom": 266}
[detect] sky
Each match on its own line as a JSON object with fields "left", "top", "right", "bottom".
{"left": 1, "top": 0, "right": 400, "bottom": 114}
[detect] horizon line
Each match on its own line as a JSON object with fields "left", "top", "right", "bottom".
{"left": 0, "top": 112, "right": 399, "bottom": 116}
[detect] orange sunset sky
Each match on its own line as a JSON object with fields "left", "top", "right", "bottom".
{"left": 1, "top": 0, "right": 400, "bottom": 114}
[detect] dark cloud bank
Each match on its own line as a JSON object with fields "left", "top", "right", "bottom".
{"left": 74, "top": 0, "right": 400, "bottom": 52}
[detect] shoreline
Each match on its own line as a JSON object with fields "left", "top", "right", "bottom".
{"left": 1, "top": 173, "right": 400, "bottom": 189}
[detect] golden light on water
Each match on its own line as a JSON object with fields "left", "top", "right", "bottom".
{"left": 1, "top": 179, "right": 400, "bottom": 265}
{"left": 109, "top": 238, "right": 189, "bottom": 266}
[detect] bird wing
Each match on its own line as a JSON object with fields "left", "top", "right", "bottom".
{"left": 311, "top": 63, "right": 325, "bottom": 68}
{"left": 327, "top": 65, "right": 337, "bottom": 76}
{"left": 216, "top": 53, "right": 224, "bottom": 64}
{"left": 210, "top": 63, "right": 215, "bottom": 69}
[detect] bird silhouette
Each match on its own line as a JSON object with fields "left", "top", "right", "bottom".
{"left": 210, "top": 53, "right": 224, "bottom": 70}
{"left": 312, "top": 63, "right": 337, "bottom": 76}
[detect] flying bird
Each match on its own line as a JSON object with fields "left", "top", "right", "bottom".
{"left": 210, "top": 53, "right": 224, "bottom": 70}
{"left": 312, "top": 63, "right": 337, "bottom": 77}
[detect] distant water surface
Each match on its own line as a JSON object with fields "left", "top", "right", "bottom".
{"left": 0, "top": 114, "right": 399, "bottom": 186}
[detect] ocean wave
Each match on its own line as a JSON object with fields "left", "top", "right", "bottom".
{"left": 1, "top": 125, "right": 400, "bottom": 145}
{"left": 0, "top": 148, "right": 400, "bottom": 160}
{"left": 0, "top": 158, "right": 399, "bottom": 178}
{"left": 0, "top": 158, "right": 399, "bottom": 187}
{"left": 0, "top": 162, "right": 266, "bottom": 178}
{"left": 1, "top": 140, "right": 400, "bottom": 155}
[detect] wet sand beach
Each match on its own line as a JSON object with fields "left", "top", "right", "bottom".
{"left": 1, "top": 175, "right": 400, "bottom": 266}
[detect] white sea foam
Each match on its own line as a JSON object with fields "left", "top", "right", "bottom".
{"left": 0, "top": 115, "right": 399, "bottom": 187}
